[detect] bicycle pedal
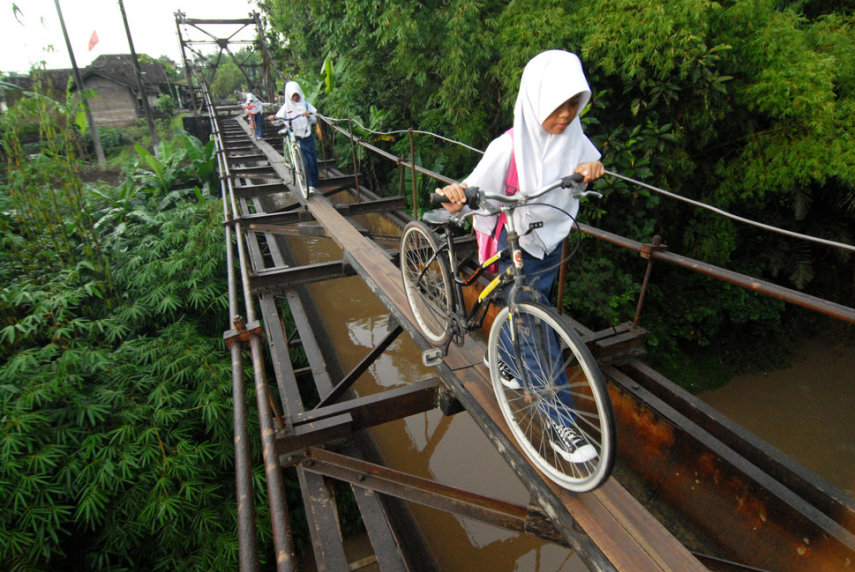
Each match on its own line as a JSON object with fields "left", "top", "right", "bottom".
{"left": 422, "top": 348, "right": 444, "bottom": 367}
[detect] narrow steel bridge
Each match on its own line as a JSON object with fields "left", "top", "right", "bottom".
{"left": 197, "top": 92, "right": 855, "bottom": 572}
{"left": 174, "top": 15, "right": 855, "bottom": 571}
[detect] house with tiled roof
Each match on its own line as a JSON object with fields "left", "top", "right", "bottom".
{"left": 1, "top": 54, "right": 172, "bottom": 127}
{"left": 78, "top": 54, "right": 171, "bottom": 126}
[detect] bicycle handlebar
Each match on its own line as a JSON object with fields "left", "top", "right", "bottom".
{"left": 429, "top": 172, "right": 601, "bottom": 210}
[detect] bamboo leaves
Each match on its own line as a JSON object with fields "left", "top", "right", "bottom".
{"left": 2, "top": 89, "right": 245, "bottom": 569}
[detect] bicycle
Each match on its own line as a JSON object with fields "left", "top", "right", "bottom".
{"left": 399, "top": 173, "right": 616, "bottom": 492}
{"left": 271, "top": 117, "right": 310, "bottom": 201}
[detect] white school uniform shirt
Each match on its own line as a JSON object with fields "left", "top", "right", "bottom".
{"left": 275, "top": 81, "right": 317, "bottom": 138}
{"left": 465, "top": 50, "right": 601, "bottom": 259}
{"left": 243, "top": 94, "right": 265, "bottom": 115}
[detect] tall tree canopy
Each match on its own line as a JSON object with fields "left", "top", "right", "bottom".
{"left": 258, "top": 0, "right": 855, "bottom": 380}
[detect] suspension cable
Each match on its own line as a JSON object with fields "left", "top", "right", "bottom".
{"left": 604, "top": 170, "right": 855, "bottom": 254}
{"left": 324, "top": 114, "right": 855, "bottom": 255}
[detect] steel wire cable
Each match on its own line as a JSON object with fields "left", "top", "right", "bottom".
{"left": 323, "top": 114, "right": 855, "bottom": 255}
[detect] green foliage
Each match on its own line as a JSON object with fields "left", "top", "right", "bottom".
{"left": 209, "top": 59, "right": 245, "bottom": 101}
{"left": 0, "top": 82, "right": 111, "bottom": 288}
{"left": 257, "top": 0, "right": 855, "bottom": 387}
{"left": 155, "top": 93, "right": 177, "bottom": 117}
{"left": 0, "top": 85, "right": 270, "bottom": 570}
{"left": 130, "top": 131, "right": 218, "bottom": 196}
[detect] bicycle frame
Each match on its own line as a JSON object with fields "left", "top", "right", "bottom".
{"left": 424, "top": 220, "right": 526, "bottom": 343}
{"left": 422, "top": 173, "right": 599, "bottom": 343}
{"left": 405, "top": 174, "right": 615, "bottom": 491}
{"left": 271, "top": 117, "right": 308, "bottom": 198}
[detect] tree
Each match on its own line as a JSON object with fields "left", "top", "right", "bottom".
{"left": 256, "top": 0, "right": 855, "bottom": 383}
{"left": 210, "top": 59, "right": 245, "bottom": 101}
{"left": 0, "top": 87, "right": 274, "bottom": 570}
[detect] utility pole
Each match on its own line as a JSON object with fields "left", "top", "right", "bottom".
{"left": 53, "top": 0, "right": 106, "bottom": 168}
{"left": 117, "top": 0, "right": 160, "bottom": 151}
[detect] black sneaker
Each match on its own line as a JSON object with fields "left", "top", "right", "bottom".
{"left": 549, "top": 422, "right": 598, "bottom": 463}
{"left": 483, "top": 355, "right": 522, "bottom": 390}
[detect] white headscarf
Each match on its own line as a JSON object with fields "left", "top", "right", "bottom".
{"left": 243, "top": 92, "right": 261, "bottom": 114}
{"left": 467, "top": 50, "right": 601, "bottom": 258}
{"left": 514, "top": 51, "right": 600, "bottom": 257}
{"left": 279, "top": 81, "right": 317, "bottom": 137}
{"left": 513, "top": 50, "right": 599, "bottom": 196}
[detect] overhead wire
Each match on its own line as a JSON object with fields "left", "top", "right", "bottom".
{"left": 325, "top": 113, "right": 855, "bottom": 255}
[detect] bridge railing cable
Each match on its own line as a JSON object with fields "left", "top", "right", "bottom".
{"left": 316, "top": 113, "right": 855, "bottom": 325}
{"left": 321, "top": 114, "right": 855, "bottom": 256}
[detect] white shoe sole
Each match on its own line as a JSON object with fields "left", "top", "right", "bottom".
{"left": 483, "top": 356, "right": 522, "bottom": 390}
{"left": 549, "top": 436, "right": 598, "bottom": 464}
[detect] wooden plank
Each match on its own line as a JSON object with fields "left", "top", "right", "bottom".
{"left": 297, "top": 468, "right": 350, "bottom": 571}
{"left": 305, "top": 193, "right": 706, "bottom": 571}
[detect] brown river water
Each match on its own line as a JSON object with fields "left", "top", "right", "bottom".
{"left": 286, "top": 224, "right": 587, "bottom": 570}
{"left": 285, "top": 202, "right": 853, "bottom": 570}
{"left": 699, "top": 337, "right": 855, "bottom": 498}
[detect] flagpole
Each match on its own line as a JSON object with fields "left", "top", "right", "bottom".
{"left": 116, "top": 0, "right": 161, "bottom": 152}
{"left": 53, "top": 0, "right": 106, "bottom": 168}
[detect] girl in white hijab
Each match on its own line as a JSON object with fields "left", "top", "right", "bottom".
{"left": 242, "top": 92, "right": 267, "bottom": 139}
{"left": 271, "top": 81, "right": 320, "bottom": 192}
{"left": 438, "top": 51, "right": 603, "bottom": 463}
{"left": 439, "top": 50, "right": 603, "bottom": 259}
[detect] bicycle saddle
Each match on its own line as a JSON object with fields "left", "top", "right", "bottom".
{"left": 421, "top": 208, "right": 466, "bottom": 227}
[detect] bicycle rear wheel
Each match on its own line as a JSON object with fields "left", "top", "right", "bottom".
{"left": 487, "top": 302, "right": 615, "bottom": 492}
{"left": 290, "top": 142, "right": 309, "bottom": 200}
{"left": 400, "top": 221, "right": 453, "bottom": 346}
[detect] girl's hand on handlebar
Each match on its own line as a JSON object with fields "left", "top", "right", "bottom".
{"left": 436, "top": 182, "right": 468, "bottom": 213}
{"left": 575, "top": 161, "right": 605, "bottom": 184}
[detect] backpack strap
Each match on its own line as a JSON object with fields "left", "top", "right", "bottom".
{"left": 493, "top": 128, "right": 517, "bottom": 242}
{"left": 476, "top": 129, "right": 517, "bottom": 272}
{"left": 504, "top": 128, "right": 519, "bottom": 196}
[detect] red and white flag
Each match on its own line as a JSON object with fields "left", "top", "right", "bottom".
{"left": 88, "top": 30, "right": 99, "bottom": 52}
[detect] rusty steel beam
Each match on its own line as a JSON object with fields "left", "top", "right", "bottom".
{"left": 231, "top": 165, "right": 276, "bottom": 177}
{"left": 576, "top": 223, "right": 855, "bottom": 325}
{"left": 277, "top": 378, "right": 441, "bottom": 458}
{"left": 315, "top": 323, "right": 404, "bottom": 408}
{"left": 249, "top": 260, "right": 356, "bottom": 293}
{"left": 241, "top": 210, "right": 316, "bottom": 227}
{"left": 605, "top": 364, "right": 855, "bottom": 571}
{"left": 210, "top": 93, "right": 296, "bottom": 571}
{"left": 234, "top": 182, "right": 291, "bottom": 199}
{"left": 619, "top": 359, "right": 855, "bottom": 535}
{"left": 300, "top": 447, "right": 568, "bottom": 546}
{"left": 330, "top": 196, "right": 407, "bottom": 217}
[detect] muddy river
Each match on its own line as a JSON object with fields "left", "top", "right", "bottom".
{"left": 699, "top": 336, "right": 855, "bottom": 498}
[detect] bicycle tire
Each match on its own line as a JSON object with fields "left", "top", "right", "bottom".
{"left": 291, "top": 142, "right": 309, "bottom": 200}
{"left": 400, "top": 221, "right": 454, "bottom": 346}
{"left": 487, "top": 302, "right": 615, "bottom": 491}
{"left": 282, "top": 137, "right": 295, "bottom": 178}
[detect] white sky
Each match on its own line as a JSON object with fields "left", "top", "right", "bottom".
{"left": 1, "top": 0, "right": 260, "bottom": 74}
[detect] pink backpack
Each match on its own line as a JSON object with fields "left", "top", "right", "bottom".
{"left": 475, "top": 129, "right": 518, "bottom": 273}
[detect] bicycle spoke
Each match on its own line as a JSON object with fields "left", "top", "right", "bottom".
{"left": 400, "top": 222, "right": 453, "bottom": 346}
{"left": 489, "top": 303, "right": 615, "bottom": 492}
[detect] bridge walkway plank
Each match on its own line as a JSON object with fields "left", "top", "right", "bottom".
{"left": 305, "top": 194, "right": 707, "bottom": 571}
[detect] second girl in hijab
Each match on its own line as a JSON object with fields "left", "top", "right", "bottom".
{"left": 270, "top": 81, "right": 321, "bottom": 194}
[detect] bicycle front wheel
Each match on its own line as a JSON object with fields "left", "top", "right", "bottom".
{"left": 291, "top": 142, "right": 309, "bottom": 200}
{"left": 487, "top": 302, "right": 615, "bottom": 492}
{"left": 400, "top": 221, "right": 453, "bottom": 346}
